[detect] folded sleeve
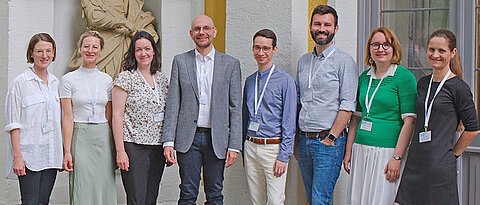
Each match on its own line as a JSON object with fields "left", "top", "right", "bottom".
{"left": 5, "top": 80, "right": 23, "bottom": 132}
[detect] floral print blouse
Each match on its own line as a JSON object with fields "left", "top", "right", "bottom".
{"left": 114, "top": 70, "right": 168, "bottom": 145}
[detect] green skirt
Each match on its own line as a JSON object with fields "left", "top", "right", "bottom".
{"left": 70, "top": 123, "right": 117, "bottom": 205}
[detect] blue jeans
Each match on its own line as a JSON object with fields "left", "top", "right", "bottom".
{"left": 297, "top": 132, "right": 346, "bottom": 205}
{"left": 177, "top": 131, "right": 225, "bottom": 205}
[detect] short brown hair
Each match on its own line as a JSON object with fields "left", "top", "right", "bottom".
{"left": 26, "top": 33, "right": 56, "bottom": 63}
{"left": 253, "top": 29, "right": 277, "bottom": 48}
{"left": 77, "top": 30, "right": 105, "bottom": 50}
{"left": 364, "top": 27, "right": 402, "bottom": 67}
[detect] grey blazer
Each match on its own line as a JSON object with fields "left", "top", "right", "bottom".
{"left": 162, "top": 49, "right": 242, "bottom": 159}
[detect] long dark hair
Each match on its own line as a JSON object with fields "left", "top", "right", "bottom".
{"left": 428, "top": 29, "right": 462, "bottom": 79}
{"left": 122, "top": 31, "right": 161, "bottom": 74}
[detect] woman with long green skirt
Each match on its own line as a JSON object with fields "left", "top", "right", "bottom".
{"left": 60, "top": 31, "right": 117, "bottom": 204}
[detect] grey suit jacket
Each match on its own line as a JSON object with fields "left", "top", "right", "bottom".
{"left": 162, "top": 49, "right": 242, "bottom": 159}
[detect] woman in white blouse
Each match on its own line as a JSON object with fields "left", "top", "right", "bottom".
{"left": 5, "top": 33, "right": 63, "bottom": 204}
{"left": 60, "top": 31, "right": 116, "bottom": 204}
{"left": 112, "top": 30, "right": 169, "bottom": 204}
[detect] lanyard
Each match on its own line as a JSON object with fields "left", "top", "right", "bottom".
{"left": 137, "top": 68, "right": 160, "bottom": 103}
{"left": 308, "top": 48, "right": 336, "bottom": 89}
{"left": 254, "top": 65, "right": 275, "bottom": 118}
{"left": 424, "top": 70, "right": 451, "bottom": 131}
{"left": 30, "top": 67, "right": 51, "bottom": 121}
{"left": 364, "top": 65, "right": 395, "bottom": 118}
{"left": 80, "top": 67, "right": 99, "bottom": 115}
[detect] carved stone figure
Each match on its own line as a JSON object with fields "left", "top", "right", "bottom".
{"left": 68, "top": 0, "right": 159, "bottom": 78}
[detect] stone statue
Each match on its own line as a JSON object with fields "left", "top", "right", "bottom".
{"left": 68, "top": 0, "right": 159, "bottom": 78}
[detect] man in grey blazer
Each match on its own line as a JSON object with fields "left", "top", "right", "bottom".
{"left": 162, "top": 15, "right": 242, "bottom": 205}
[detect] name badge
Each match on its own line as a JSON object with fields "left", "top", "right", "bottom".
{"left": 303, "top": 92, "right": 313, "bottom": 102}
{"left": 41, "top": 121, "right": 54, "bottom": 133}
{"left": 419, "top": 131, "right": 432, "bottom": 143}
{"left": 248, "top": 121, "right": 260, "bottom": 132}
{"left": 88, "top": 114, "right": 100, "bottom": 124}
{"left": 359, "top": 120, "right": 372, "bottom": 131}
{"left": 153, "top": 113, "right": 164, "bottom": 122}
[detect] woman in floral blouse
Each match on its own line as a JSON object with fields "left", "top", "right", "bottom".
{"left": 112, "top": 31, "right": 169, "bottom": 204}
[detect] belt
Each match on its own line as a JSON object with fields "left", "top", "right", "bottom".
{"left": 246, "top": 136, "right": 281, "bottom": 145}
{"left": 301, "top": 130, "right": 329, "bottom": 139}
{"left": 196, "top": 127, "right": 211, "bottom": 133}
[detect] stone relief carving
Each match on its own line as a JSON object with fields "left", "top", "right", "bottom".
{"left": 67, "top": 0, "right": 159, "bottom": 78}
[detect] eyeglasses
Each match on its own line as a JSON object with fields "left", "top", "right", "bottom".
{"left": 192, "top": 26, "right": 213, "bottom": 33}
{"left": 253, "top": 46, "right": 273, "bottom": 52}
{"left": 370, "top": 42, "right": 392, "bottom": 50}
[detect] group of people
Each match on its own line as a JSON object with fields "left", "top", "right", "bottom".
{"left": 4, "top": 4, "right": 478, "bottom": 205}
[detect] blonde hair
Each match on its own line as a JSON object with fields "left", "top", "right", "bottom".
{"left": 77, "top": 30, "right": 105, "bottom": 50}
{"left": 364, "top": 27, "right": 402, "bottom": 67}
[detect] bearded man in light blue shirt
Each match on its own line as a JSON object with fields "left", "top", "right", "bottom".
{"left": 294, "top": 5, "right": 358, "bottom": 205}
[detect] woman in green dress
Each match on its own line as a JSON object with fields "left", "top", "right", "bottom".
{"left": 60, "top": 31, "right": 116, "bottom": 204}
{"left": 344, "top": 27, "right": 417, "bottom": 205}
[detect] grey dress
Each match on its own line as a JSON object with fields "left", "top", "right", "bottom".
{"left": 396, "top": 76, "right": 478, "bottom": 205}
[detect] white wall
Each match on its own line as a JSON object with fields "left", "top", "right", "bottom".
{"left": 0, "top": 0, "right": 8, "bottom": 203}
{"left": 328, "top": 0, "right": 358, "bottom": 204}
{"left": 161, "top": 0, "right": 204, "bottom": 81}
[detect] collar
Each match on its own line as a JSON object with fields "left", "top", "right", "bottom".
{"left": 367, "top": 64, "right": 398, "bottom": 79}
{"left": 25, "top": 67, "right": 57, "bottom": 84}
{"left": 80, "top": 66, "right": 99, "bottom": 73}
{"left": 312, "top": 43, "right": 336, "bottom": 58}
{"left": 257, "top": 64, "right": 275, "bottom": 77}
{"left": 195, "top": 46, "right": 216, "bottom": 62}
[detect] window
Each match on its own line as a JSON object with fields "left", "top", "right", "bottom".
{"left": 380, "top": 0, "right": 449, "bottom": 79}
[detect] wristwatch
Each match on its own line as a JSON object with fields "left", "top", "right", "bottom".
{"left": 392, "top": 155, "right": 402, "bottom": 160}
{"left": 327, "top": 133, "right": 337, "bottom": 142}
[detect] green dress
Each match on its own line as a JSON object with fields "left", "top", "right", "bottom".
{"left": 354, "top": 65, "right": 417, "bottom": 148}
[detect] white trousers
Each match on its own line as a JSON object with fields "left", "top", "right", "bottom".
{"left": 244, "top": 140, "right": 288, "bottom": 205}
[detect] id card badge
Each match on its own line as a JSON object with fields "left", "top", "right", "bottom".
{"left": 88, "top": 114, "right": 100, "bottom": 124}
{"left": 41, "top": 121, "right": 54, "bottom": 133}
{"left": 359, "top": 120, "right": 372, "bottom": 131}
{"left": 153, "top": 112, "right": 164, "bottom": 122}
{"left": 419, "top": 131, "right": 432, "bottom": 143}
{"left": 248, "top": 121, "right": 260, "bottom": 132}
{"left": 303, "top": 92, "right": 313, "bottom": 102}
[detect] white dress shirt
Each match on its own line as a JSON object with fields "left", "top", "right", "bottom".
{"left": 195, "top": 47, "right": 215, "bottom": 128}
{"left": 4, "top": 68, "right": 63, "bottom": 179}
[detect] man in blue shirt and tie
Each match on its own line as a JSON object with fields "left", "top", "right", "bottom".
{"left": 242, "top": 29, "right": 297, "bottom": 205}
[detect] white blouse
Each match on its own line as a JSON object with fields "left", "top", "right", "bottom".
{"left": 59, "top": 67, "right": 113, "bottom": 123}
{"left": 4, "top": 68, "right": 63, "bottom": 179}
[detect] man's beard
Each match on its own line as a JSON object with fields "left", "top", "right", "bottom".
{"left": 310, "top": 30, "right": 335, "bottom": 45}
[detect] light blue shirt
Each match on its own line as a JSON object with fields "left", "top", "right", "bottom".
{"left": 297, "top": 44, "right": 358, "bottom": 132}
{"left": 242, "top": 65, "right": 297, "bottom": 163}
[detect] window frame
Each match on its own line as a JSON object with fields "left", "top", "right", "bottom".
{"left": 357, "top": 0, "right": 475, "bottom": 87}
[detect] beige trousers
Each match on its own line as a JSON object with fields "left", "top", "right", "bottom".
{"left": 244, "top": 140, "right": 288, "bottom": 205}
